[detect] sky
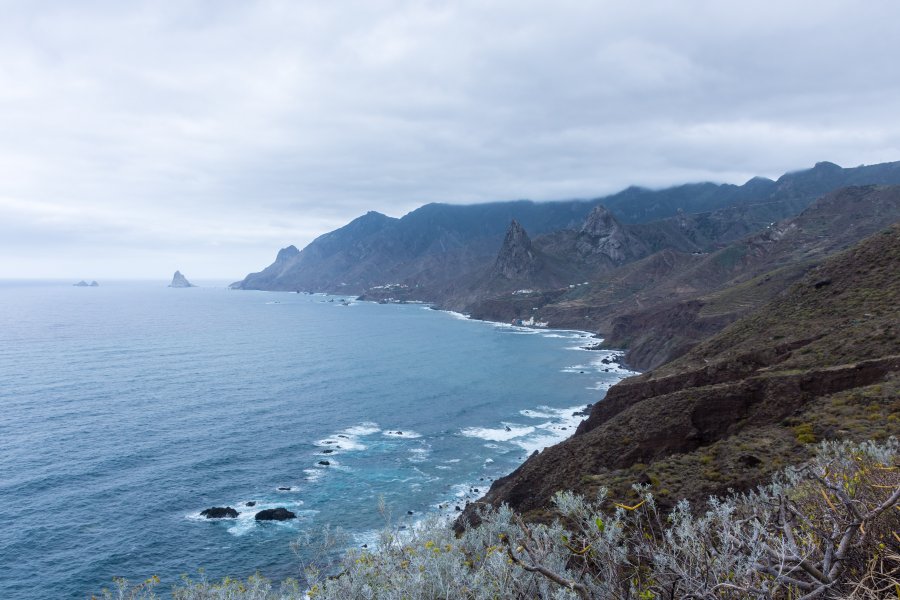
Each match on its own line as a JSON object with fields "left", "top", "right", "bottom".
{"left": 2, "top": 1, "right": 899, "bottom": 280}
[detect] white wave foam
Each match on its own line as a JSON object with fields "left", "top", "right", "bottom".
{"left": 520, "top": 409, "right": 553, "bottom": 419}
{"left": 343, "top": 422, "right": 381, "bottom": 436}
{"left": 317, "top": 436, "right": 366, "bottom": 451}
{"left": 407, "top": 448, "right": 429, "bottom": 463}
{"left": 382, "top": 430, "right": 421, "bottom": 438}
{"left": 460, "top": 424, "right": 534, "bottom": 441}
{"left": 462, "top": 404, "right": 590, "bottom": 457}
{"left": 187, "top": 500, "right": 312, "bottom": 537}
{"left": 352, "top": 528, "right": 382, "bottom": 549}
{"left": 442, "top": 310, "right": 471, "bottom": 321}
{"left": 226, "top": 503, "right": 313, "bottom": 537}
{"left": 315, "top": 422, "right": 382, "bottom": 452}
{"left": 510, "top": 404, "right": 589, "bottom": 453}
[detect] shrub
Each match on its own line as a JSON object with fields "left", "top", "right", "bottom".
{"left": 793, "top": 422, "right": 817, "bottom": 444}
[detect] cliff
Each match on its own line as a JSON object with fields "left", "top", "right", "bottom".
{"left": 491, "top": 220, "right": 540, "bottom": 280}
{"left": 461, "top": 223, "right": 900, "bottom": 522}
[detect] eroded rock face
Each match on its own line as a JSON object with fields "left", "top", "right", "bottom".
{"left": 492, "top": 220, "right": 539, "bottom": 280}
{"left": 255, "top": 507, "right": 296, "bottom": 521}
{"left": 575, "top": 205, "right": 648, "bottom": 264}
{"left": 459, "top": 224, "right": 900, "bottom": 525}
{"left": 200, "top": 507, "right": 239, "bottom": 519}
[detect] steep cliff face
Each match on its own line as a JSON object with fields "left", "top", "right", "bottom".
{"left": 574, "top": 205, "right": 650, "bottom": 264}
{"left": 492, "top": 220, "right": 540, "bottom": 280}
{"left": 461, "top": 224, "right": 900, "bottom": 523}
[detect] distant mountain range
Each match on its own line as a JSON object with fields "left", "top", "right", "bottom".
{"left": 233, "top": 159, "right": 900, "bottom": 525}
{"left": 468, "top": 184, "right": 900, "bottom": 369}
{"left": 233, "top": 160, "right": 900, "bottom": 299}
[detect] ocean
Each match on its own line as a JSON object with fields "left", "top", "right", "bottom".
{"left": 0, "top": 281, "right": 632, "bottom": 598}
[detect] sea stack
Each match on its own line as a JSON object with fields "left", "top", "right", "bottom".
{"left": 169, "top": 271, "right": 196, "bottom": 288}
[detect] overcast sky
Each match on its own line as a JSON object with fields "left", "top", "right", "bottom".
{"left": 2, "top": 0, "right": 899, "bottom": 280}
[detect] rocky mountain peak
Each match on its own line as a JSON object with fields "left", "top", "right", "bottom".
{"left": 813, "top": 161, "right": 842, "bottom": 172}
{"left": 275, "top": 245, "right": 300, "bottom": 262}
{"left": 580, "top": 205, "right": 620, "bottom": 237}
{"left": 492, "top": 220, "right": 539, "bottom": 280}
{"left": 577, "top": 205, "right": 646, "bottom": 264}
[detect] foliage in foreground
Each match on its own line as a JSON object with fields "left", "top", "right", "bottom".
{"left": 99, "top": 439, "right": 899, "bottom": 599}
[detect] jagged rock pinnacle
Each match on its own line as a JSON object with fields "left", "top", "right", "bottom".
{"left": 577, "top": 205, "right": 645, "bottom": 264}
{"left": 580, "top": 205, "right": 620, "bottom": 237}
{"left": 492, "top": 220, "right": 539, "bottom": 280}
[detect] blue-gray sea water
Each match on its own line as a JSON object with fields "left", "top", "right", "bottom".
{"left": 0, "top": 281, "right": 632, "bottom": 598}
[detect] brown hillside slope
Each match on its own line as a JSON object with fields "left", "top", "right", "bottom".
{"left": 462, "top": 223, "right": 900, "bottom": 522}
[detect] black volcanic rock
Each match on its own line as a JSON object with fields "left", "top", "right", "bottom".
{"left": 492, "top": 220, "right": 540, "bottom": 280}
{"left": 200, "top": 507, "right": 239, "bottom": 519}
{"left": 255, "top": 507, "right": 296, "bottom": 521}
{"left": 169, "top": 271, "right": 196, "bottom": 288}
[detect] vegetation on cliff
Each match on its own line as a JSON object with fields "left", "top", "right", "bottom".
{"left": 466, "top": 223, "right": 900, "bottom": 522}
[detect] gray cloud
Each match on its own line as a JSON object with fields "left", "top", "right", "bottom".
{"left": 1, "top": 0, "right": 899, "bottom": 278}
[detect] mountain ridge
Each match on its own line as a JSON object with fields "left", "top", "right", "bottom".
{"left": 233, "top": 160, "right": 900, "bottom": 295}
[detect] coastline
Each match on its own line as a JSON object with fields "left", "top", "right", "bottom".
{"left": 248, "top": 289, "right": 639, "bottom": 543}
{"left": 150, "top": 285, "right": 643, "bottom": 581}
